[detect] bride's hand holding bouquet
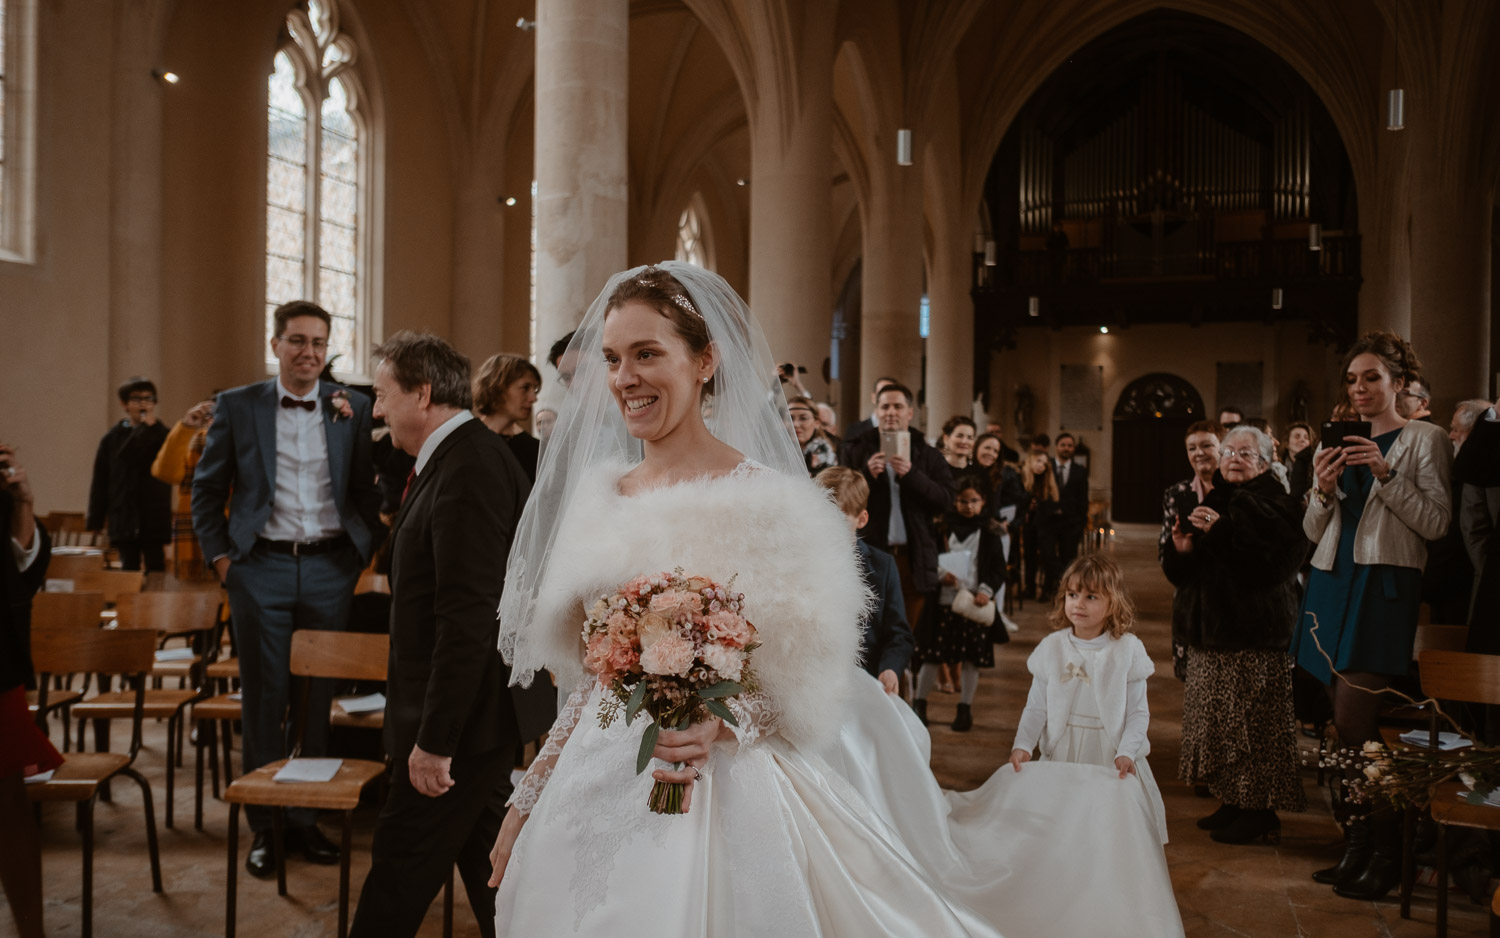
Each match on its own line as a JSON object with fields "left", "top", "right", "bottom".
{"left": 585, "top": 568, "right": 759, "bottom": 814}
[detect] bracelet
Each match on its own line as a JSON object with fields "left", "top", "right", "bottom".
{"left": 1313, "top": 487, "right": 1332, "bottom": 507}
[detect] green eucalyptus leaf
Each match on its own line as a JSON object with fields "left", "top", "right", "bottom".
{"left": 625, "top": 680, "right": 648, "bottom": 725}
{"left": 704, "top": 697, "right": 738, "bottom": 726}
{"left": 636, "top": 720, "right": 661, "bottom": 775}
{"left": 696, "top": 681, "right": 744, "bottom": 699}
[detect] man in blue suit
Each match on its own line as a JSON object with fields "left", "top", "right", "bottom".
{"left": 192, "top": 300, "right": 385, "bottom": 878}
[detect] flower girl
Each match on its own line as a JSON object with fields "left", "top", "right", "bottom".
{"left": 1008, "top": 554, "right": 1168, "bottom": 843}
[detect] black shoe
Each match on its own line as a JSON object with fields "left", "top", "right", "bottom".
{"left": 952, "top": 703, "right": 973, "bottom": 732}
{"left": 1333, "top": 811, "right": 1400, "bottom": 900}
{"left": 1332, "top": 850, "right": 1400, "bottom": 900}
{"left": 246, "top": 832, "right": 276, "bottom": 880}
{"left": 913, "top": 699, "right": 928, "bottom": 726}
{"left": 297, "top": 824, "right": 341, "bottom": 865}
{"left": 1196, "top": 803, "right": 1241, "bottom": 831}
{"left": 1210, "top": 809, "right": 1280, "bottom": 845}
{"left": 1312, "top": 817, "right": 1372, "bottom": 885}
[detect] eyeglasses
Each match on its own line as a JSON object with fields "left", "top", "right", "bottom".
{"left": 1222, "top": 447, "right": 1264, "bottom": 462}
{"left": 279, "top": 335, "right": 328, "bottom": 352}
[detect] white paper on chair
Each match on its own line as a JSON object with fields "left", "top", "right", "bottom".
{"left": 937, "top": 550, "right": 972, "bottom": 582}
{"left": 273, "top": 758, "right": 342, "bottom": 783}
{"left": 998, "top": 505, "right": 1017, "bottom": 523}
{"left": 24, "top": 769, "right": 55, "bottom": 784}
{"left": 228, "top": 692, "right": 242, "bottom": 701}
{"left": 154, "top": 648, "right": 195, "bottom": 662}
{"left": 335, "top": 692, "right": 386, "bottom": 714}
{"left": 1398, "top": 730, "right": 1473, "bottom": 750}
{"left": 44, "top": 579, "right": 75, "bottom": 593}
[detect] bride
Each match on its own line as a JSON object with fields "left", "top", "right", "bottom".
{"left": 489, "top": 262, "right": 1183, "bottom": 937}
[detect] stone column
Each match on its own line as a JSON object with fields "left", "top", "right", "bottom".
{"left": 747, "top": 10, "right": 837, "bottom": 400}
{"left": 924, "top": 216, "right": 974, "bottom": 436}
{"left": 109, "top": 2, "right": 167, "bottom": 414}
{"left": 859, "top": 169, "right": 926, "bottom": 420}
{"left": 533, "top": 0, "right": 628, "bottom": 359}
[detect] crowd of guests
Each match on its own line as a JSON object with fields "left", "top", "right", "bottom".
{"left": 9, "top": 303, "right": 1500, "bottom": 935}
{"left": 1159, "top": 332, "right": 1500, "bottom": 902}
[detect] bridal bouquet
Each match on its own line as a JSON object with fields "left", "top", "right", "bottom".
{"left": 583, "top": 568, "right": 758, "bottom": 814}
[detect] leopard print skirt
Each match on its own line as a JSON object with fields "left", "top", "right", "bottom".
{"left": 1179, "top": 647, "right": 1307, "bottom": 811}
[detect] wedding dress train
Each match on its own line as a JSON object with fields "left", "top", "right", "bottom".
{"left": 495, "top": 672, "right": 1183, "bottom": 937}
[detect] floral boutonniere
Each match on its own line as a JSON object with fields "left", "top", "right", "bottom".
{"left": 328, "top": 389, "right": 354, "bottom": 423}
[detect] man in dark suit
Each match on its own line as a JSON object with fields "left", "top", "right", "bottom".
{"left": 1053, "top": 432, "right": 1089, "bottom": 568}
{"left": 349, "top": 332, "right": 527, "bottom": 938}
{"left": 192, "top": 300, "right": 385, "bottom": 877}
{"left": 840, "top": 382, "right": 955, "bottom": 630}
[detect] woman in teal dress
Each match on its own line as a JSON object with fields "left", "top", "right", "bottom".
{"left": 1289, "top": 332, "right": 1452, "bottom": 902}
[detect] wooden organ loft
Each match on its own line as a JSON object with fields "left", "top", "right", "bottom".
{"left": 972, "top": 11, "right": 1360, "bottom": 355}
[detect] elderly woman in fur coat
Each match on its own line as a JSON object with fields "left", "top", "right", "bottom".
{"left": 1162, "top": 424, "right": 1307, "bottom": 846}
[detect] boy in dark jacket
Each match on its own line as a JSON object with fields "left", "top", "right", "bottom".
{"left": 814, "top": 467, "right": 914, "bottom": 696}
{"left": 87, "top": 376, "right": 172, "bottom": 571}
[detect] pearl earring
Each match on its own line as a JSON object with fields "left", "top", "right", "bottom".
{"left": 702, "top": 377, "right": 710, "bottom": 384}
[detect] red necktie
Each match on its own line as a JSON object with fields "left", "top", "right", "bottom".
{"left": 401, "top": 469, "right": 415, "bottom": 504}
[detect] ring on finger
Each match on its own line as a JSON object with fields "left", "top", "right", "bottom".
{"left": 691, "top": 765, "right": 702, "bottom": 781}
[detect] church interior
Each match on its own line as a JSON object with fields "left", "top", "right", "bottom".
{"left": 3, "top": 0, "right": 1499, "bottom": 934}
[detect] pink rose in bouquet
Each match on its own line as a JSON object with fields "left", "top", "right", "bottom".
{"left": 582, "top": 568, "right": 759, "bottom": 814}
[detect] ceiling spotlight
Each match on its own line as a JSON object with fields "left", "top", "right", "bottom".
{"left": 735, "top": 178, "right": 748, "bottom": 187}
{"left": 152, "top": 69, "right": 180, "bottom": 84}
{"left": 1099, "top": 326, "right": 1109, "bottom": 334}
{"left": 1386, "top": 89, "right": 1405, "bottom": 131}
{"left": 1271, "top": 288, "right": 1284, "bottom": 310}
{"left": 1028, "top": 296, "right": 1040, "bottom": 318}
{"left": 516, "top": 17, "right": 536, "bottom": 30}
{"left": 504, "top": 197, "right": 517, "bottom": 207}
{"left": 983, "top": 240, "right": 997, "bottom": 267}
{"left": 1308, "top": 223, "right": 1322, "bottom": 251}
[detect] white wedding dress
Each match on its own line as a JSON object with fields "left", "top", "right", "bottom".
{"left": 493, "top": 465, "right": 1184, "bottom": 938}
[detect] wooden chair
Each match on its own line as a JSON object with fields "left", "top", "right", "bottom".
{"left": 74, "top": 591, "right": 221, "bottom": 828}
{"left": 27, "top": 592, "right": 107, "bottom": 752}
{"left": 46, "top": 552, "right": 108, "bottom": 583}
{"left": 73, "top": 568, "right": 145, "bottom": 605}
{"left": 28, "top": 627, "right": 164, "bottom": 938}
{"left": 1406, "top": 650, "right": 1500, "bottom": 936}
{"left": 224, "top": 630, "right": 389, "bottom": 938}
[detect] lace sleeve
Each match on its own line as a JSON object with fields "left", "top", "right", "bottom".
{"left": 507, "top": 679, "right": 593, "bottom": 816}
{"left": 721, "top": 691, "right": 779, "bottom": 750}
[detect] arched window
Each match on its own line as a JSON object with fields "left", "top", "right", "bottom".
{"left": 674, "top": 194, "right": 712, "bottom": 269}
{"left": 265, "top": 0, "right": 371, "bottom": 376}
{"left": 0, "top": 0, "right": 38, "bottom": 263}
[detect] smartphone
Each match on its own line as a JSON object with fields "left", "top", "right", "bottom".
{"left": 879, "top": 431, "right": 910, "bottom": 461}
{"left": 1321, "top": 420, "right": 1374, "bottom": 445}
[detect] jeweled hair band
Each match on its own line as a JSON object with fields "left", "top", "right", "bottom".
{"left": 637, "top": 274, "right": 703, "bottom": 320}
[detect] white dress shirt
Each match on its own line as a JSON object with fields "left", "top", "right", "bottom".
{"left": 260, "top": 379, "right": 345, "bottom": 543}
{"left": 414, "top": 411, "right": 474, "bottom": 476}
{"left": 1056, "top": 458, "right": 1072, "bottom": 487}
{"left": 11, "top": 522, "right": 42, "bottom": 570}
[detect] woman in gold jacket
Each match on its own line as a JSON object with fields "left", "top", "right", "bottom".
{"left": 150, "top": 400, "right": 216, "bottom": 581}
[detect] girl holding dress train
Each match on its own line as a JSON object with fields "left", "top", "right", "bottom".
{"left": 1008, "top": 554, "right": 1168, "bottom": 844}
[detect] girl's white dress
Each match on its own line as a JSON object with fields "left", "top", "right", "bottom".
{"left": 1012, "top": 629, "right": 1170, "bottom": 843}
{"left": 495, "top": 465, "right": 1183, "bottom": 937}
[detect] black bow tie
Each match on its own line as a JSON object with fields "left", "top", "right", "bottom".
{"left": 281, "top": 396, "right": 316, "bottom": 412}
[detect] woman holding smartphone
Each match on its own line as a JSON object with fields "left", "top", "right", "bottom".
{"left": 1290, "top": 332, "right": 1451, "bottom": 901}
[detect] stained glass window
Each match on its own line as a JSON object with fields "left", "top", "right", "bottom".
{"left": 676, "top": 199, "right": 706, "bottom": 268}
{"left": 1, "top": 0, "right": 9, "bottom": 236}
{"left": 264, "top": 1, "right": 369, "bottom": 375}
{"left": 0, "top": 0, "right": 38, "bottom": 263}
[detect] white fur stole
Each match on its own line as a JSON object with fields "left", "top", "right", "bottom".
{"left": 533, "top": 462, "right": 870, "bottom": 750}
